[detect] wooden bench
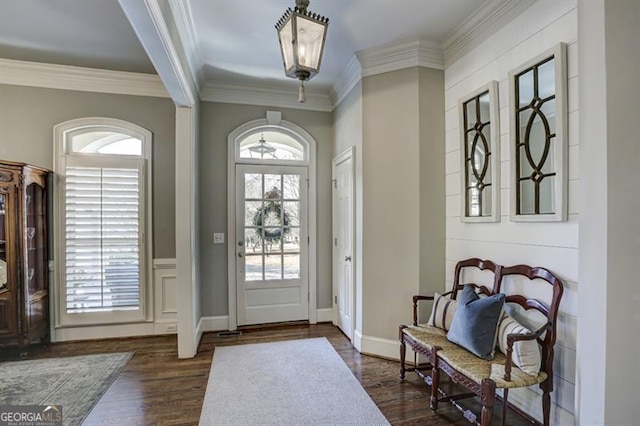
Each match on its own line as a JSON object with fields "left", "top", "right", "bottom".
{"left": 399, "top": 258, "right": 564, "bottom": 426}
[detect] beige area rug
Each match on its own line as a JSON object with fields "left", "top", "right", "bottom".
{"left": 199, "top": 337, "right": 390, "bottom": 425}
{"left": 0, "top": 352, "right": 133, "bottom": 426}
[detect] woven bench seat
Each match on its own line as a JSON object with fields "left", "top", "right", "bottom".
{"left": 404, "top": 324, "right": 548, "bottom": 390}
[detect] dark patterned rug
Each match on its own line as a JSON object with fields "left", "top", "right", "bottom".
{"left": 0, "top": 352, "right": 133, "bottom": 426}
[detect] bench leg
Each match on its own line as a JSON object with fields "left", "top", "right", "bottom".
{"left": 429, "top": 348, "right": 442, "bottom": 411}
{"left": 542, "top": 390, "right": 551, "bottom": 426}
{"left": 501, "top": 388, "right": 509, "bottom": 426}
{"left": 480, "top": 378, "right": 496, "bottom": 426}
{"left": 430, "top": 367, "right": 440, "bottom": 410}
{"left": 399, "top": 326, "right": 406, "bottom": 380}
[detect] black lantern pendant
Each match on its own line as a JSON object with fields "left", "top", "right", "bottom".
{"left": 275, "top": 0, "right": 329, "bottom": 102}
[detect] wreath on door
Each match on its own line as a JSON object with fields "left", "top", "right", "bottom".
{"left": 252, "top": 187, "right": 291, "bottom": 243}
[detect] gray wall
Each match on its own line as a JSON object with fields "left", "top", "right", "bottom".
{"left": 0, "top": 84, "right": 176, "bottom": 258}
{"left": 418, "top": 67, "right": 445, "bottom": 296}
{"left": 199, "top": 101, "right": 333, "bottom": 317}
{"left": 361, "top": 67, "right": 445, "bottom": 342}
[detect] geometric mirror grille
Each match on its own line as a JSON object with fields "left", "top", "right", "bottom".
{"left": 514, "top": 56, "right": 557, "bottom": 215}
{"left": 463, "top": 90, "right": 493, "bottom": 217}
{"left": 459, "top": 81, "right": 500, "bottom": 223}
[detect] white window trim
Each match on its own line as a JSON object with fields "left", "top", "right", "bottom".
{"left": 227, "top": 114, "right": 317, "bottom": 330}
{"left": 53, "top": 117, "right": 154, "bottom": 328}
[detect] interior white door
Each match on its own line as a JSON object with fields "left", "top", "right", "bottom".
{"left": 332, "top": 150, "right": 354, "bottom": 339}
{"left": 236, "top": 165, "right": 309, "bottom": 326}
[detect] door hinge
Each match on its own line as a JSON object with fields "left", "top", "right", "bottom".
{"left": 334, "top": 237, "right": 337, "bottom": 246}
{"left": 332, "top": 178, "right": 337, "bottom": 188}
{"left": 334, "top": 295, "right": 337, "bottom": 304}
{"left": 308, "top": 236, "right": 310, "bottom": 245}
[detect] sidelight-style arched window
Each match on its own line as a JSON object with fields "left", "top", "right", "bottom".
{"left": 54, "top": 117, "right": 153, "bottom": 327}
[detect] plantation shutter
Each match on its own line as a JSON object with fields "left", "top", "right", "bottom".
{"left": 64, "top": 166, "right": 142, "bottom": 314}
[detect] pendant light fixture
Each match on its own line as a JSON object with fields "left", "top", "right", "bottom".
{"left": 248, "top": 134, "right": 276, "bottom": 159}
{"left": 275, "top": 0, "right": 329, "bottom": 103}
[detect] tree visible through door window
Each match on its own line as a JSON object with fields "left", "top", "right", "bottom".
{"left": 244, "top": 173, "right": 301, "bottom": 281}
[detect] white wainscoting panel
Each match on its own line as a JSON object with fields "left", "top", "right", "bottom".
{"left": 154, "top": 258, "right": 177, "bottom": 333}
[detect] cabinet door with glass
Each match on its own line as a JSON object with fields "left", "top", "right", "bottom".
{"left": 0, "top": 160, "right": 50, "bottom": 349}
{"left": 0, "top": 167, "right": 19, "bottom": 341}
{"left": 23, "top": 167, "right": 50, "bottom": 344}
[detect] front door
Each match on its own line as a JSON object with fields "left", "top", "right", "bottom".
{"left": 235, "top": 165, "right": 308, "bottom": 326}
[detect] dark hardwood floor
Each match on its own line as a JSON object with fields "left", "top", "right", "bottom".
{"left": 10, "top": 323, "right": 534, "bottom": 425}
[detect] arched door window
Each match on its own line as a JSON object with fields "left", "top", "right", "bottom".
{"left": 238, "top": 131, "right": 306, "bottom": 162}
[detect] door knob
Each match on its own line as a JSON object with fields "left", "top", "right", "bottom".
{"left": 238, "top": 252, "right": 244, "bottom": 258}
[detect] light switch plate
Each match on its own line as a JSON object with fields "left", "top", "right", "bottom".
{"left": 213, "top": 233, "right": 225, "bottom": 244}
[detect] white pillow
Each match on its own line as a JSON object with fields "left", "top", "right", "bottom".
{"left": 426, "top": 292, "right": 458, "bottom": 331}
{"left": 497, "top": 314, "right": 542, "bottom": 376}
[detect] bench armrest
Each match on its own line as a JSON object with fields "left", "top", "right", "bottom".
{"left": 412, "top": 296, "right": 433, "bottom": 326}
{"left": 504, "top": 322, "right": 551, "bottom": 381}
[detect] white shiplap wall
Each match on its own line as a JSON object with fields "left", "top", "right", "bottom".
{"left": 444, "top": 1, "right": 578, "bottom": 423}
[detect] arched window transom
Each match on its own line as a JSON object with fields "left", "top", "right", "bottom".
{"left": 236, "top": 127, "right": 309, "bottom": 165}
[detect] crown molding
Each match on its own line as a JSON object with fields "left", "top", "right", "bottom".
{"left": 356, "top": 37, "right": 444, "bottom": 78}
{"left": 444, "top": 0, "right": 535, "bottom": 66}
{"left": 201, "top": 82, "right": 333, "bottom": 112}
{"left": 0, "top": 58, "right": 169, "bottom": 98}
{"left": 329, "top": 55, "right": 362, "bottom": 108}
{"left": 168, "top": 0, "right": 204, "bottom": 93}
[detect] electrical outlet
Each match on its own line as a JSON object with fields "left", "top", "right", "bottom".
{"left": 213, "top": 233, "right": 225, "bottom": 244}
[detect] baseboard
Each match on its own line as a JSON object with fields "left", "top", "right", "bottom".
{"left": 53, "top": 321, "right": 181, "bottom": 342}
{"left": 154, "top": 321, "right": 178, "bottom": 335}
{"left": 198, "top": 316, "right": 230, "bottom": 333}
{"left": 197, "top": 310, "right": 334, "bottom": 333}
{"left": 316, "top": 308, "right": 334, "bottom": 323}
{"left": 54, "top": 322, "right": 157, "bottom": 342}
{"left": 353, "top": 329, "right": 363, "bottom": 352}
{"left": 358, "top": 333, "right": 402, "bottom": 360}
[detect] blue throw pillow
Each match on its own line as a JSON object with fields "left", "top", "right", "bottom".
{"left": 446, "top": 285, "right": 505, "bottom": 360}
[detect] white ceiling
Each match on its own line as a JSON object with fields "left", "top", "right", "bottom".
{"left": 0, "top": 0, "right": 512, "bottom": 96}
{"left": 0, "top": 0, "right": 155, "bottom": 74}
{"left": 190, "top": 0, "right": 486, "bottom": 91}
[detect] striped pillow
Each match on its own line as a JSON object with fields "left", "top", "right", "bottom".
{"left": 497, "top": 314, "right": 542, "bottom": 376}
{"left": 426, "top": 293, "right": 458, "bottom": 331}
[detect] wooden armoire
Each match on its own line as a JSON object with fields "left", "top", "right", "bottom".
{"left": 0, "top": 160, "right": 50, "bottom": 348}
